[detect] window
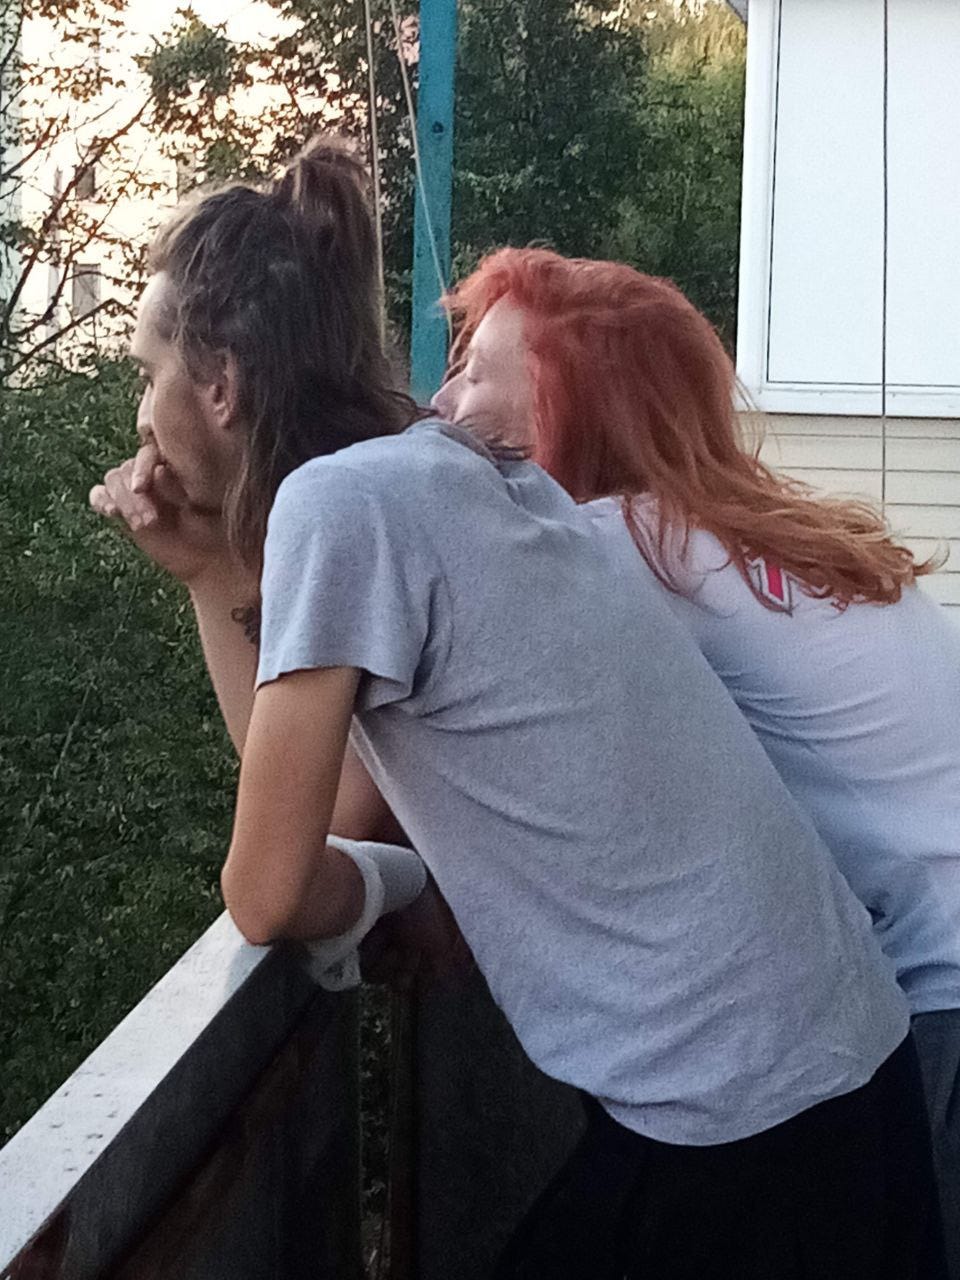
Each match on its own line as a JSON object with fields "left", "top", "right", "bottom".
{"left": 71, "top": 263, "right": 101, "bottom": 317}
{"left": 74, "top": 160, "right": 97, "bottom": 200}
{"left": 737, "top": 0, "right": 960, "bottom": 418}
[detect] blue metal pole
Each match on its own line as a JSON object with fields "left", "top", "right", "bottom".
{"left": 409, "top": 0, "right": 458, "bottom": 404}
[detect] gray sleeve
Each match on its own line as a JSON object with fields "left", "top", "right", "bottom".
{"left": 256, "top": 460, "right": 437, "bottom": 709}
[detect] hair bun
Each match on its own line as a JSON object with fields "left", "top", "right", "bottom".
{"left": 271, "top": 134, "right": 378, "bottom": 303}
{"left": 281, "top": 135, "right": 370, "bottom": 200}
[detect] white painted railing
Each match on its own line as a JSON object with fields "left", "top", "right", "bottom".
{"left": 0, "top": 914, "right": 361, "bottom": 1280}
{"left": 0, "top": 913, "right": 586, "bottom": 1280}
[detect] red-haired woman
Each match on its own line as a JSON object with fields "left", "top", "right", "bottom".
{"left": 435, "top": 245, "right": 960, "bottom": 1273}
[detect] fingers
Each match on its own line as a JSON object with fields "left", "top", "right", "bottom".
{"left": 130, "top": 438, "right": 161, "bottom": 493}
{"left": 88, "top": 483, "right": 117, "bottom": 519}
{"left": 101, "top": 458, "right": 160, "bottom": 531}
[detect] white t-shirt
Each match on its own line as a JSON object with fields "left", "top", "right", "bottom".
{"left": 588, "top": 497, "right": 960, "bottom": 1015}
{"left": 257, "top": 422, "right": 906, "bottom": 1145}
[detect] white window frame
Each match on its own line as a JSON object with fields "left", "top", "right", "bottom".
{"left": 736, "top": 0, "right": 960, "bottom": 419}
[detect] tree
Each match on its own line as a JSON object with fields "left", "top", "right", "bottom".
{"left": 139, "top": 2, "right": 420, "bottom": 336}
{"left": 2, "top": 0, "right": 745, "bottom": 371}
{"left": 0, "top": 0, "right": 166, "bottom": 379}
{"left": 452, "top": 0, "right": 650, "bottom": 271}
{"left": 606, "top": 0, "right": 747, "bottom": 344}
{"left": 0, "top": 1, "right": 325, "bottom": 379}
{"left": 135, "top": 1, "right": 655, "bottom": 340}
{"left": 452, "top": 0, "right": 746, "bottom": 340}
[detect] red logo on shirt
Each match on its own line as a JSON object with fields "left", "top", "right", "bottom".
{"left": 747, "top": 557, "right": 795, "bottom": 614}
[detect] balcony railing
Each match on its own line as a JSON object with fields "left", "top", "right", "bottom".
{"left": 0, "top": 915, "right": 583, "bottom": 1280}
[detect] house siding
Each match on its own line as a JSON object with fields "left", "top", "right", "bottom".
{"left": 759, "top": 416, "right": 960, "bottom": 617}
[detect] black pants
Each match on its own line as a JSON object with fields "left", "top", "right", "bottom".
{"left": 913, "top": 1010, "right": 960, "bottom": 1279}
{"left": 495, "top": 1036, "right": 946, "bottom": 1280}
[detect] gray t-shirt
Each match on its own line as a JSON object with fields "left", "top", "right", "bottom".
{"left": 587, "top": 496, "right": 960, "bottom": 1016}
{"left": 257, "top": 421, "right": 907, "bottom": 1146}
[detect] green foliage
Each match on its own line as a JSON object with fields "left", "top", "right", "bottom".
{"left": 248, "top": 0, "right": 419, "bottom": 333}
{"left": 0, "top": 360, "right": 234, "bottom": 1137}
{"left": 453, "top": 0, "right": 745, "bottom": 342}
{"left": 608, "top": 0, "right": 747, "bottom": 345}
{"left": 137, "top": 1, "right": 420, "bottom": 334}
{"left": 143, "top": 13, "right": 243, "bottom": 123}
{"left": 359, "top": 985, "right": 392, "bottom": 1261}
{"left": 130, "top": 0, "right": 744, "bottom": 341}
{"left": 453, "top": 0, "right": 649, "bottom": 268}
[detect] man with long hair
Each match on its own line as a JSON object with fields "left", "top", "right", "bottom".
{"left": 90, "top": 153, "right": 942, "bottom": 1277}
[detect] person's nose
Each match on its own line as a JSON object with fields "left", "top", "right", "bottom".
{"left": 431, "top": 372, "right": 461, "bottom": 421}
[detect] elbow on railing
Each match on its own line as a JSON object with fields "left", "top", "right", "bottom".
{"left": 222, "top": 900, "right": 279, "bottom": 948}
{"left": 219, "top": 863, "right": 295, "bottom": 947}
{"left": 220, "top": 867, "right": 265, "bottom": 945}
{"left": 220, "top": 843, "right": 366, "bottom": 947}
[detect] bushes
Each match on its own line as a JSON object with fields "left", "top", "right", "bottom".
{"left": 0, "top": 358, "right": 234, "bottom": 1137}
{"left": 0, "top": 360, "right": 391, "bottom": 1244}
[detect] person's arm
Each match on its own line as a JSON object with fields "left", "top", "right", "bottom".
{"left": 187, "top": 569, "right": 261, "bottom": 756}
{"left": 332, "top": 740, "right": 408, "bottom": 843}
{"left": 222, "top": 662, "right": 428, "bottom": 959}
{"left": 92, "top": 447, "right": 400, "bottom": 841}
{"left": 191, "top": 581, "right": 404, "bottom": 841}
{"left": 222, "top": 665, "right": 365, "bottom": 944}
{"left": 92, "top": 443, "right": 260, "bottom": 753}
{"left": 191, "top": 576, "right": 403, "bottom": 841}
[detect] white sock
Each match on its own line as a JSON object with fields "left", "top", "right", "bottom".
{"left": 301, "top": 837, "right": 427, "bottom": 989}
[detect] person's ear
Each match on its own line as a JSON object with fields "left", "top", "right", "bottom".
{"left": 200, "top": 351, "right": 241, "bottom": 433}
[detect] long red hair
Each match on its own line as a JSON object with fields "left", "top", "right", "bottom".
{"left": 445, "top": 247, "right": 940, "bottom": 608}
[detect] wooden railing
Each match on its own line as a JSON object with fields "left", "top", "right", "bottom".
{"left": 0, "top": 915, "right": 361, "bottom": 1280}
{"left": 0, "top": 919, "right": 583, "bottom": 1280}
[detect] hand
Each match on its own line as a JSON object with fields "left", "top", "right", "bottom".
{"left": 89, "top": 437, "right": 237, "bottom": 586}
{"left": 360, "top": 878, "right": 474, "bottom": 991}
